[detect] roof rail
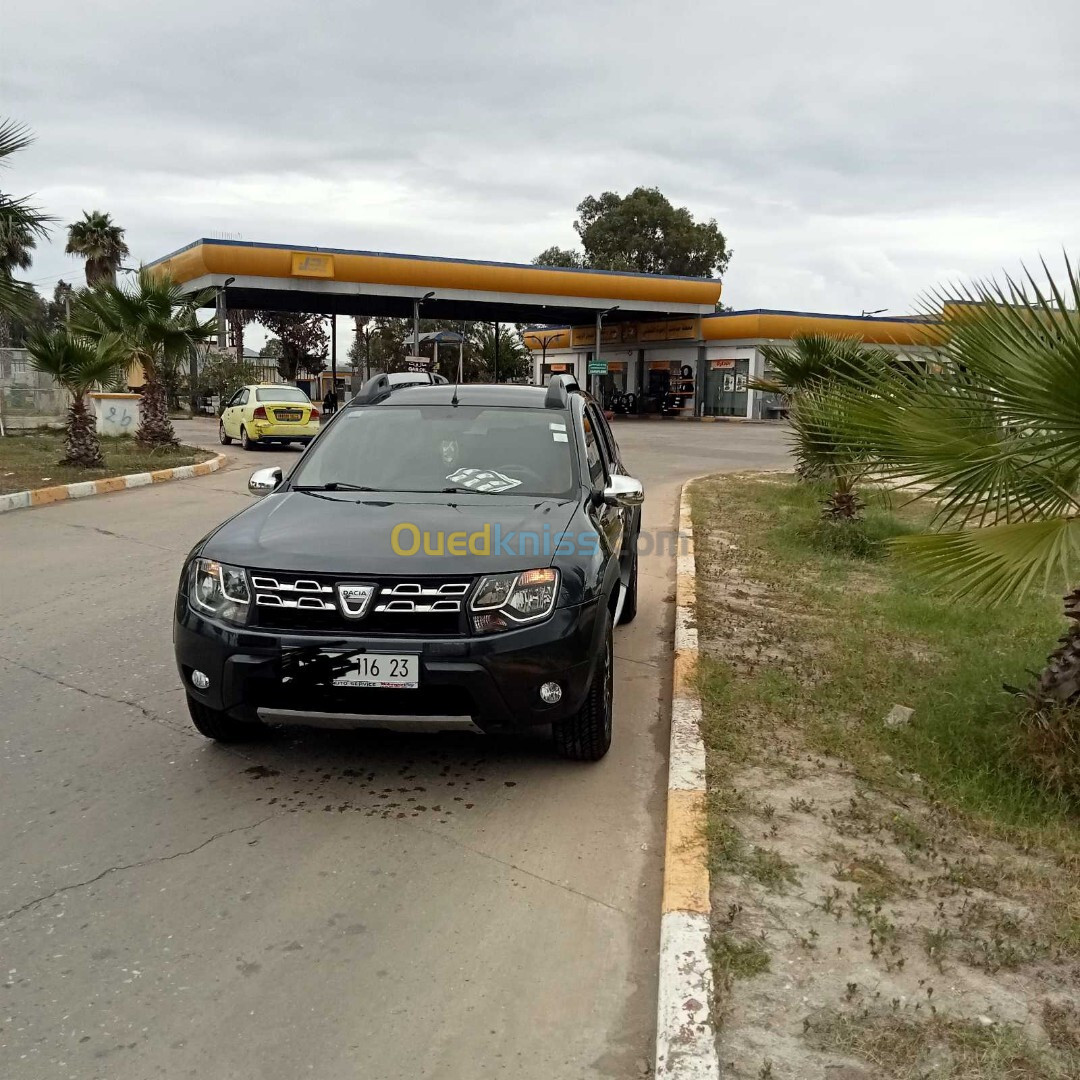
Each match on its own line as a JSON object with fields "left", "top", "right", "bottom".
{"left": 544, "top": 373, "right": 580, "bottom": 409}
{"left": 350, "top": 370, "right": 449, "bottom": 405}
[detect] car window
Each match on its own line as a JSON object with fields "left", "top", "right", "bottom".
{"left": 256, "top": 387, "right": 310, "bottom": 403}
{"left": 582, "top": 408, "right": 606, "bottom": 487}
{"left": 594, "top": 408, "right": 620, "bottom": 470}
{"left": 226, "top": 390, "right": 243, "bottom": 407}
{"left": 238, "top": 389, "right": 250, "bottom": 406}
{"left": 290, "top": 405, "right": 578, "bottom": 498}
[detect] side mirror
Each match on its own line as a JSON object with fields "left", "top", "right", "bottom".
{"left": 602, "top": 473, "right": 644, "bottom": 508}
{"left": 248, "top": 467, "right": 283, "bottom": 497}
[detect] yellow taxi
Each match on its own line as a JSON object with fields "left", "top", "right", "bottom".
{"left": 218, "top": 384, "right": 320, "bottom": 450}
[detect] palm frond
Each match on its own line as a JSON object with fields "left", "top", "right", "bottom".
{"left": 0, "top": 119, "right": 34, "bottom": 164}
{"left": 891, "top": 516, "right": 1080, "bottom": 603}
{"left": 0, "top": 274, "right": 38, "bottom": 321}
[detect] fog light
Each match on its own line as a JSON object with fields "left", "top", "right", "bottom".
{"left": 191, "top": 669, "right": 210, "bottom": 690}
{"left": 539, "top": 681, "right": 562, "bottom": 704}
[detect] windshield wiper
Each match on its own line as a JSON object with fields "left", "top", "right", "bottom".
{"left": 293, "top": 482, "right": 381, "bottom": 492}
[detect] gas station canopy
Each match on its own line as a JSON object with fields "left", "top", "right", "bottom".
{"left": 146, "top": 238, "right": 722, "bottom": 325}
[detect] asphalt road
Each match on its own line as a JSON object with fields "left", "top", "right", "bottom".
{"left": 0, "top": 416, "right": 790, "bottom": 1080}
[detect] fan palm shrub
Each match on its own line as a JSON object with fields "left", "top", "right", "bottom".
{"left": 827, "top": 258, "right": 1080, "bottom": 710}
{"left": 26, "top": 329, "right": 127, "bottom": 466}
{"left": 752, "top": 332, "right": 892, "bottom": 513}
{"left": 72, "top": 269, "right": 216, "bottom": 447}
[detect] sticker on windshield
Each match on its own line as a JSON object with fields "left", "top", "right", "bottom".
{"left": 445, "top": 468, "right": 523, "bottom": 493}
{"left": 552, "top": 432, "right": 568, "bottom": 442}
{"left": 549, "top": 422, "right": 566, "bottom": 431}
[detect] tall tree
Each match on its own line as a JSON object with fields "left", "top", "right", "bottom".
{"left": 531, "top": 246, "right": 587, "bottom": 270}
{"left": 26, "top": 328, "right": 128, "bottom": 466}
{"left": 533, "top": 187, "right": 730, "bottom": 278}
{"left": 576, "top": 188, "right": 730, "bottom": 277}
{"left": 257, "top": 312, "right": 328, "bottom": 381}
{"left": 73, "top": 269, "right": 217, "bottom": 446}
{"left": 0, "top": 119, "right": 52, "bottom": 342}
{"left": 65, "top": 210, "right": 130, "bottom": 288}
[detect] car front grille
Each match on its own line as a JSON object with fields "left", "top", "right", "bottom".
{"left": 248, "top": 571, "right": 473, "bottom": 636}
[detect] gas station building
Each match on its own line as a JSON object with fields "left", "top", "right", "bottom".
{"left": 149, "top": 238, "right": 938, "bottom": 419}
{"left": 524, "top": 309, "right": 939, "bottom": 419}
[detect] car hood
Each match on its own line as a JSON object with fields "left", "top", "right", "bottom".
{"left": 202, "top": 490, "right": 579, "bottom": 576}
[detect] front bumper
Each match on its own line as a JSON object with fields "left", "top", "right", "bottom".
{"left": 174, "top": 599, "right": 602, "bottom": 731}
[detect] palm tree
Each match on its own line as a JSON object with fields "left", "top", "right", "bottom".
{"left": 0, "top": 119, "right": 52, "bottom": 340}
{"left": 72, "top": 268, "right": 216, "bottom": 447}
{"left": 26, "top": 329, "right": 127, "bottom": 466}
{"left": 830, "top": 258, "right": 1080, "bottom": 706}
{"left": 227, "top": 308, "right": 255, "bottom": 362}
{"left": 65, "top": 210, "right": 130, "bottom": 288}
{"left": 751, "top": 332, "right": 892, "bottom": 513}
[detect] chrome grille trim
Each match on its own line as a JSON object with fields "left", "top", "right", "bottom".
{"left": 251, "top": 572, "right": 473, "bottom": 624}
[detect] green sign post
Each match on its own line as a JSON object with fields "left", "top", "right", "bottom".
{"left": 587, "top": 359, "right": 608, "bottom": 375}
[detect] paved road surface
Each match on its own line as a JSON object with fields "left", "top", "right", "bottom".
{"left": 0, "top": 417, "right": 789, "bottom": 1080}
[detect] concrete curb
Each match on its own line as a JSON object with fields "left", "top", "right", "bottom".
{"left": 0, "top": 451, "right": 227, "bottom": 514}
{"left": 655, "top": 478, "right": 720, "bottom": 1079}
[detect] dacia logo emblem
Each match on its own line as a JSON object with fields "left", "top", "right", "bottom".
{"left": 336, "top": 584, "right": 376, "bottom": 619}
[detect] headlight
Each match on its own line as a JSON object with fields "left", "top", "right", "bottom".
{"left": 470, "top": 568, "right": 559, "bottom": 633}
{"left": 188, "top": 558, "right": 250, "bottom": 624}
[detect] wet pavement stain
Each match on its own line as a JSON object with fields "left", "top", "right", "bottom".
{"left": 234, "top": 740, "right": 519, "bottom": 822}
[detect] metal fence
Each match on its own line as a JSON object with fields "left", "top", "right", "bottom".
{"left": 0, "top": 348, "right": 67, "bottom": 431}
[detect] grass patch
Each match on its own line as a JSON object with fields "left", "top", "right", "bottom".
{"left": 0, "top": 431, "right": 213, "bottom": 494}
{"left": 692, "top": 475, "right": 1080, "bottom": 849}
{"left": 804, "top": 1010, "right": 1073, "bottom": 1079}
{"left": 709, "top": 931, "right": 770, "bottom": 982}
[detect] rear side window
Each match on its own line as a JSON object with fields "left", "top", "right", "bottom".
{"left": 582, "top": 408, "right": 606, "bottom": 487}
{"left": 237, "top": 388, "right": 249, "bottom": 406}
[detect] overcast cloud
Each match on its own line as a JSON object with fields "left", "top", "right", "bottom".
{"left": 4, "top": 0, "right": 1079, "bottom": 350}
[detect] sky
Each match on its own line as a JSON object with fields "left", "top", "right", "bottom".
{"left": 3, "top": 0, "right": 1079, "bottom": 354}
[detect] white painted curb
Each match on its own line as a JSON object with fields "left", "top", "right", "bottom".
{"left": 655, "top": 479, "right": 720, "bottom": 1079}
{"left": 0, "top": 451, "right": 227, "bottom": 514}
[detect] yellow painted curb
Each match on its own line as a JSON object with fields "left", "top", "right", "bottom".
{"left": 29, "top": 485, "right": 71, "bottom": 506}
{"left": 661, "top": 789, "right": 710, "bottom": 915}
{"left": 0, "top": 451, "right": 227, "bottom": 515}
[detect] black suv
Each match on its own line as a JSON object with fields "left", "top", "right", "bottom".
{"left": 173, "top": 375, "right": 643, "bottom": 761}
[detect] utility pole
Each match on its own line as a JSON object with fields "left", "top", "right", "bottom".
{"left": 494, "top": 321, "right": 500, "bottom": 383}
{"left": 330, "top": 312, "right": 337, "bottom": 405}
{"left": 414, "top": 291, "right": 435, "bottom": 368}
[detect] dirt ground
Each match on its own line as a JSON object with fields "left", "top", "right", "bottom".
{"left": 692, "top": 476, "right": 1080, "bottom": 1080}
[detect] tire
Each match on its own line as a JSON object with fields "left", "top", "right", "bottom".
{"left": 218, "top": 421, "right": 232, "bottom": 445}
{"left": 186, "top": 694, "right": 263, "bottom": 743}
{"left": 618, "top": 546, "right": 638, "bottom": 625}
{"left": 553, "top": 615, "right": 613, "bottom": 761}
{"left": 240, "top": 425, "right": 255, "bottom": 451}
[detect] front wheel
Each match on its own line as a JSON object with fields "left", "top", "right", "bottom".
{"left": 218, "top": 421, "right": 232, "bottom": 445}
{"left": 240, "top": 425, "right": 255, "bottom": 451}
{"left": 553, "top": 615, "right": 613, "bottom": 761}
{"left": 186, "top": 694, "right": 263, "bottom": 743}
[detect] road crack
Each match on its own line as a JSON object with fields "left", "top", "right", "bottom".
{"left": 1, "top": 814, "right": 276, "bottom": 923}
{"left": 0, "top": 652, "right": 195, "bottom": 737}
{"left": 403, "top": 818, "right": 630, "bottom": 915}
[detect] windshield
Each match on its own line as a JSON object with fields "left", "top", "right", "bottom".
{"left": 256, "top": 387, "right": 310, "bottom": 403}
{"left": 291, "top": 405, "right": 576, "bottom": 497}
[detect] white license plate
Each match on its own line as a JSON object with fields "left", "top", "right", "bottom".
{"left": 327, "top": 653, "right": 419, "bottom": 689}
